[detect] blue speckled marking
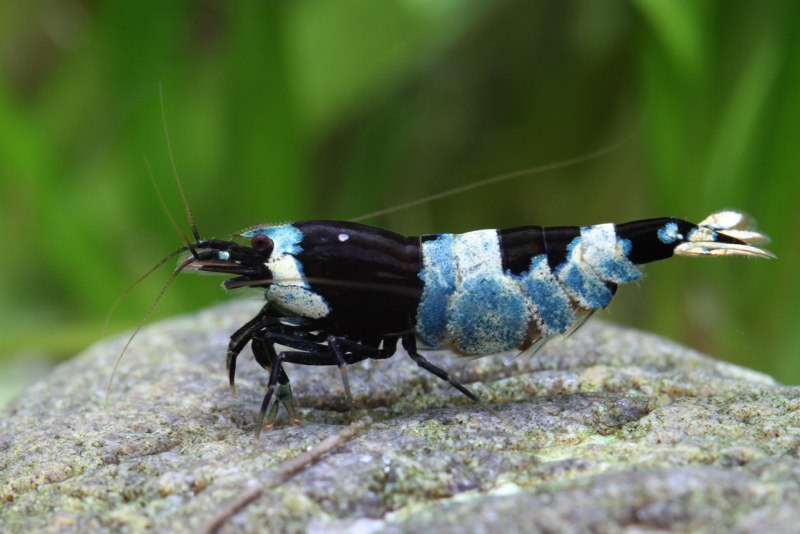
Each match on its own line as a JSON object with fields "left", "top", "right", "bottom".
{"left": 553, "top": 224, "right": 641, "bottom": 309}
{"left": 447, "top": 275, "right": 531, "bottom": 354}
{"left": 657, "top": 222, "right": 682, "bottom": 244}
{"left": 448, "top": 231, "right": 530, "bottom": 354}
{"left": 416, "top": 234, "right": 456, "bottom": 348}
{"left": 557, "top": 257, "right": 614, "bottom": 309}
{"left": 241, "top": 224, "right": 304, "bottom": 256}
{"left": 268, "top": 283, "right": 331, "bottom": 319}
{"left": 579, "top": 224, "right": 641, "bottom": 284}
{"left": 416, "top": 224, "right": 643, "bottom": 353}
{"left": 521, "top": 254, "right": 574, "bottom": 335}
{"left": 556, "top": 231, "right": 608, "bottom": 309}
{"left": 416, "top": 230, "right": 531, "bottom": 354}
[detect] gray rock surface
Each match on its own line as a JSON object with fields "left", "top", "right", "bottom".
{"left": 1, "top": 300, "right": 799, "bottom": 532}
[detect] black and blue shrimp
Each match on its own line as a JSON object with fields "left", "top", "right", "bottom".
{"left": 183, "top": 210, "right": 773, "bottom": 434}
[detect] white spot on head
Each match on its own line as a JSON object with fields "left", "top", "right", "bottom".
{"left": 338, "top": 233, "right": 349, "bottom": 242}
{"left": 218, "top": 251, "right": 230, "bottom": 260}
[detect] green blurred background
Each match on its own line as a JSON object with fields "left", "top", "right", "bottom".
{"left": 1, "top": 0, "right": 797, "bottom": 404}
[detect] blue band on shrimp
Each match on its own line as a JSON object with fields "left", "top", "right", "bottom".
{"left": 558, "top": 237, "right": 612, "bottom": 309}
{"left": 417, "top": 233, "right": 456, "bottom": 347}
{"left": 417, "top": 223, "right": 647, "bottom": 352}
{"left": 521, "top": 254, "right": 574, "bottom": 336}
{"left": 555, "top": 224, "right": 641, "bottom": 309}
{"left": 447, "top": 275, "right": 531, "bottom": 354}
{"left": 577, "top": 224, "right": 640, "bottom": 284}
{"left": 418, "top": 230, "right": 531, "bottom": 354}
{"left": 557, "top": 259, "right": 614, "bottom": 309}
{"left": 446, "top": 230, "right": 531, "bottom": 354}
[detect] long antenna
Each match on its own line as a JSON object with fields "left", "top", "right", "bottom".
{"left": 349, "top": 123, "right": 641, "bottom": 223}
{"left": 159, "top": 83, "right": 201, "bottom": 242}
{"left": 101, "top": 245, "right": 189, "bottom": 339}
{"left": 145, "top": 156, "right": 198, "bottom": 257}
{"left": 106, "top": 87, "right": 204, "bottom": 399}
{"left": 105, "top": 256, "right": 197, "bottom": 401}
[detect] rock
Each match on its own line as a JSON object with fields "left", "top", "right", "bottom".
{"left": 1, "top": 300, "right": 798, "bottom": 532}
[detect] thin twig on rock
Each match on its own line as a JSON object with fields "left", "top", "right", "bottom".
{"left": 202, "top": 417, "right": 372, "bottom": 533}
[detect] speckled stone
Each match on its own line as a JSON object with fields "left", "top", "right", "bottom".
{"left": 1, "top": 300, "right": 798, "bottom": 532}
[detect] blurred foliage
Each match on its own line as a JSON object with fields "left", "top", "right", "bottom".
{"left": 1, "top": 0, "right": 797, "bottom": 404}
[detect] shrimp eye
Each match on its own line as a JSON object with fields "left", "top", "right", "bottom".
{"left": 250, "top": 234, "right": 272, "bottom": 252}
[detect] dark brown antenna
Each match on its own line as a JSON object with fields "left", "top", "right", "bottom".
{"left": 159, "top": 83, "right": 201, "bottom": 242}
{"left": 145, "top": 156, "right": 197, "bottom": 256}
{"left": 106, "top": 256, "right": 197, "bottom": 401}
